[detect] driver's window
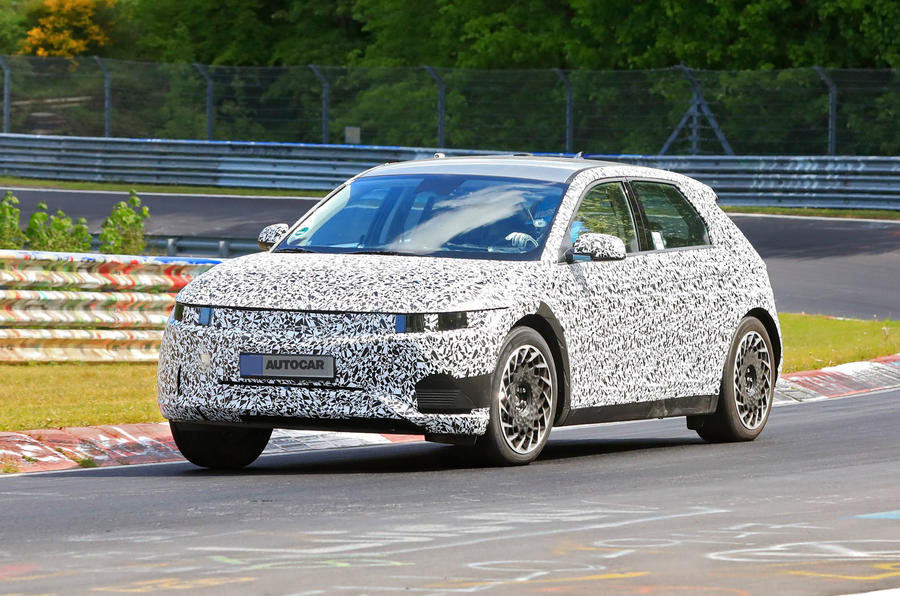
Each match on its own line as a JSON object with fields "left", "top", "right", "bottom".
{"left": 569, "top": 182, "right": 638, "bottom": 252}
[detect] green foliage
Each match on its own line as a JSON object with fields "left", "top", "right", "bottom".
{"left": 0, "top": 1, "right": 28, "bottom": 55}
{"left": 349, "top": 0, "right": 900, "bottom": 70}
{"left": 108, "top": 0, "right": 900, "bottom": 70}
{"left": 125, "top": 0, "right": 364, "bottom": 66}
{"left": 98, "top": 191, "right": 149, "bottom": 254}
{"left": 0, "top": 191, "right": 27, "bottom": 249}
{"left": 24, "top": 201, "right": 91, "bottom": 251}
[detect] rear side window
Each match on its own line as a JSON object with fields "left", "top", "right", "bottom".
{"left": 632, "top": 182, "right": 709, "bottom": 250}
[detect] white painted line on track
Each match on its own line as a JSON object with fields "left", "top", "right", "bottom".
{"left": 188, "top": 506, "right": 728, "bottom": 559}
{"left": 727, "top": 212, "right": 900, "bottom": 225}
{"left": 0, "top": 456, "right": 189, "bottom": 479}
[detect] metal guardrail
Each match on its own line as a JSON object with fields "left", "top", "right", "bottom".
{"left": 0, "top": 133, "right": 898, "bottom": 209}
{"left": 0, "top": 133, "right": 495, "bottom": 190}
{"left": 138, "top": 236, "right": 257, "bottom": 258}
{"left": 0, "top": 250, "right": 220, "bottom": 362}
{"left": 590, "top": 154, "right": 900, "bottom": 209}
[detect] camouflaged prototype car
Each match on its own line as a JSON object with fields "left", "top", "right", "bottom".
{"left": 158, "top": 156, "right": 781, "bottom": 467}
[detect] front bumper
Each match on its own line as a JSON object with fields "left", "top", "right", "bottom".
{"left": 157, "top": 307, "right": 503, "bottom": 436}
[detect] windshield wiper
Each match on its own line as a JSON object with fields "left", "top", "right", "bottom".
{"left": 349, "top": 249, "right": 418, "bottom": 256}
{"left": 275, "top": 247, "right": 319, "bottom": 253}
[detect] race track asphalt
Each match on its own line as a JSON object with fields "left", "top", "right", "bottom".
{"left": 6, "top": 186, "right": 899, "bottom": 319}
{"left": 733, "top": 214, "right": 900, "bottom": 320}
{"left": 2, "top": 390, "right": 899, "bottom": 595}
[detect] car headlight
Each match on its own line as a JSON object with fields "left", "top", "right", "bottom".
{"left": 437, "top": 312, "right": 468, "bottom": 330}
{"left": 169, "top": 303, "right": 213, "bottom": 325}
{"left": 395, "top": 311, "right": 469, "bottom": 333}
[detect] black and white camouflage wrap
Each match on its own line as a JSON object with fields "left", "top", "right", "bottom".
{"left": 158, "top": 161, "right": 780, "bottom": 437}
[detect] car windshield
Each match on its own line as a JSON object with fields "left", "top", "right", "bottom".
{"left": 275, "top": 174, "right": 568, "bottom": 260}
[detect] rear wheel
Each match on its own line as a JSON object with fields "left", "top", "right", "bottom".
{"left": 696, "top": 317, "right": 774, "bottom": 442}
{"left": 170, "top": 421, "right": 271, "bottom": 469}
{"left": 479, "top": 327, "right": 557, "bottom": 465}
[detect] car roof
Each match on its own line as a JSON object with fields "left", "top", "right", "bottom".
{"left": 358, "top": 155, "right": 624, "bottom": 184}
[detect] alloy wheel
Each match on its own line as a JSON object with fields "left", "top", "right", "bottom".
{"left": 498, "top": 344, "right": 554, "bottom": 454}
{"left": 732, "top": 330, "right": 772, "bottom": 430}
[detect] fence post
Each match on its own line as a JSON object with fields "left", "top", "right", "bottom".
{"left": 193, "top": 63, "right": 214, "bottom": 141}
{"left": 689, "top": 93, "right": 700, "bottom": 154}
{"left": 0, "top": 56, "right": 10, "bottom": 133}
{"left": 93, "top": 56, "right": 111, "bottom": 137}
{"left": 553, "top": 68, "right": 573, "bottom": 153}
{"left": 309, "top": 65, "right": 330, "bottom": 144}
{"left": 424, "top": 66, "right": 446, "bottom": 148}
{"left": 681, "top": 65, "right": 733, "bottom": 155}
{"left": 814, "top": 66, "right": 837, "bottom": 155}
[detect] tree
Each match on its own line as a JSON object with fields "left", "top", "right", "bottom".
{"left": 20, "top": 0, "right": 117, "bottom": 57}
{"left": 349, "top": 0, "right": 900, "bottom": 70}
{"left": 107, "top": 1, "right": 900, "bottom": 69}
{"left": 0, "top": 1, "right": 28, "bottom": 55}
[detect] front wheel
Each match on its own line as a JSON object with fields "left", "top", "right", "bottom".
{"left": 695, "top": 317, "right": 775, "bottom": 442}
{"left": 170, "top": 421, "right": 271, "bottom": 469}
{"left": 479, "top": 327, "right": 557, "bottom": 465}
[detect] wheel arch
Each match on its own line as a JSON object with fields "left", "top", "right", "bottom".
{"left": 746, "top": 307, "right": 782, "bottom": 377}
{"left": 511, "top": 303, "right": 571, "bottom": 426}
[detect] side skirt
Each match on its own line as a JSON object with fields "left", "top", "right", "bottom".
{"left": 561, "top": 394, "right": 718, "bottom": 427}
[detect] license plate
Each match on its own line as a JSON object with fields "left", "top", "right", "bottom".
{"left": 239, "top": 353, "right": 335, "bottom": 380}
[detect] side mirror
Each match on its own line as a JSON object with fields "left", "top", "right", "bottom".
{"left": 258, "top": 223, "right": 289, "bottom": 251}
{"left": 569, "top": 232, "right": 627, "bottom": 262}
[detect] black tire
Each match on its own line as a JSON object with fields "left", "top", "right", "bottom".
{"left": 479, "top": 327, "right": 557, "bottom": 466}
{"left": 696, "top": 317, "right": 775, "bottom": 443}
{"left": 170, "top": 421, "right": 271, "bottom": 469}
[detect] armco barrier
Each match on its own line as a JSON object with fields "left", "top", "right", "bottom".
{"left": 594, "top": 154, "right": 900, "bottom": 209}
{"left": 0, "top": 250, "right": 221, "bottom": 362}
{"left": 1, "top": 133, "right": 898, "bottom": 209}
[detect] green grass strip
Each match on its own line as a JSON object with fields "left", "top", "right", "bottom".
{"left": 780, "top": 313, "right": 900, "bottom": 373}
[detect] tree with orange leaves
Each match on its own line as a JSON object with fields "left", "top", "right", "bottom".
{"left": 20, "top": 0, "right": 116, "bottom": 57}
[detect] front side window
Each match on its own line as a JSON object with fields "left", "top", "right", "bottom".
{"left": 568, "top": 182, "right": 638, "bottom": 252}
{"left": 632, "top": 181, "right": 709, "bottom": 250}
{"left": 276, "top": 174, "right": 567, "bottom": 260}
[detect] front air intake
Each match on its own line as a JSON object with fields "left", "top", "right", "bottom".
{"left": 415, "top": 374, "right": 478, "bottom": 414}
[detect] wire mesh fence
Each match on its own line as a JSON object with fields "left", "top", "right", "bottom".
{"left": 0, "top": 55, "right": 897, "bottom": 155}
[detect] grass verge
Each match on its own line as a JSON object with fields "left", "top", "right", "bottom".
{"left": 0, "top": 314, "right": 897, "bottom": 432}
{"left": 779, "top": 313, "right": 900, "bottom": 373}
{"left": 0, "top": 175, "right": 328, "bottom": 198}
{"left": 722, "top": 205, "right": 900, "bottom": 221}
{"left": 0, "top": 363, "right": 161, "bottom": 432}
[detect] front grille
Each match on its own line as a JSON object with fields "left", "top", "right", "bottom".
{"left": 219, "top": 379, "right": 363, "bottom": 391}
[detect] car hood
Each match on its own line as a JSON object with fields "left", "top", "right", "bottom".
{"left": 176, "top": 251, "right": 540, "bottom": 313}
